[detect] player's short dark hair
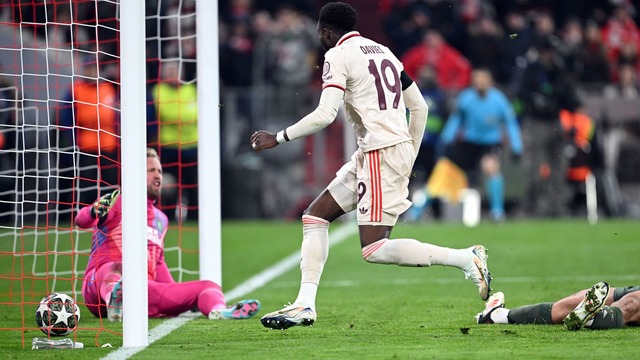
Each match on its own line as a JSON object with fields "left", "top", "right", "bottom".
{"left": 318, "top": 2, "right": 358, "bottom": 33}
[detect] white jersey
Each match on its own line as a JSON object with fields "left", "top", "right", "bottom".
{"left": 321, "top": 31, "right": 412, "bottom": 152}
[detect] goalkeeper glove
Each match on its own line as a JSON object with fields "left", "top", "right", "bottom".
{"left": 90, "top": 190, "right": 120, "bottom": 219}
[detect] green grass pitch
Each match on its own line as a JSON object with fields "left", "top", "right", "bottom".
{"left": 1, "top": 219, "right": 639, "bottom": 359}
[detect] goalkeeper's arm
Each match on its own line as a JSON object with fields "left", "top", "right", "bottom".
{"left": 75, "top": 190, "right": 121, "bottom": 228}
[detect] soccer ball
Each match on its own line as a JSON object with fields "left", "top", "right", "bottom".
{"left": 35, "top": 293, "right": 81, "bottom": 336}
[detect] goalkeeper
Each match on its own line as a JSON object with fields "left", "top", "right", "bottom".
{"left": 75, "top": 148, "right": 260, "bottom": 321}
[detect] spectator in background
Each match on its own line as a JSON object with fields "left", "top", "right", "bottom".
{"left": 220, "top": 18, "right": 254, "bottom": 125}
{"left": 439, "top": 68, "right": 523, "bottom": 221}
{"left": 579, "top": 20, "right": 611, "bottom": 83}
{"left": 601, "top": 2, "right": 640, "bottom": 68}
{"left": 510, "top": 38, "right": 573, "bottom": 217}
{"left": 58, "top": 55, "right": 119, "bottom": 207}
{"left": 462, "top": 17, "right": 503, "bottom": 79}
{"left": 405, "top": 65, "right": 447, "bottom": 221}
{"left": 220, "top": 19, "right": 253, "bottom": 88}
{"left": 558, "top": 99, "right": 601, "bottom": 215}
{"left": 615, "top": 39, "right": 640, "bottom": 80}
{"left": 383, "top": 3, "right": 431, "bottom": 57}
{"left": 496, "top": 10, "right": 533, "bottom": 83}
{"left": 260, "top": 3, "right": 317, "bottom": 118}
{"left": 601, "top": 63, "right": 639, "bottom": 187}
{"left": 531, "top": 11, "right": 559, "bottom": 49}
{"left": 559, "top": 17, "right": 586, "bottom": 82}
{"left": 224, "top": 0, "right": 253, "bottom": 23}
{"left": 412, "top": 65, "right": 448, "bottom": 186}
{"left": 151, "top": 60, "right": 198, "bottom": 222}
{"left": 402, "top": 29, "right": 472, "bottom": 92}
{"left": 603, "top": 63, "right": 640, "bottom": 99}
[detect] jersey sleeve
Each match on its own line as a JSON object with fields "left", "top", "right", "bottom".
{"left": 441, "top": 93, "right": 466, "bottom": 145}
{"left": 500, "top": 94, "right": 523, "bottom": 154}
{"left": 75, "top": 205, "right": 98, "bottom": 229}
{"left": 321, "top": 50, "right": 348, "bottom": 91}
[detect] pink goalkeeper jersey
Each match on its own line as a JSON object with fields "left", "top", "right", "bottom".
{"left": 321, "top": 31, "right": 412, "bottom": 152}
{"left": 76, "top": 195, "right": 169, "bottom": 281}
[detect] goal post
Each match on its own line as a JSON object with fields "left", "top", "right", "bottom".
{"left": 120, "top": 0, "right": 148, "bottom": 347}
{"left": 196, "top": 0, "right": 222, "bottom": 286}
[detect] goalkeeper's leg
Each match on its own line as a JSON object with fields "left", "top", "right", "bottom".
{"left": 148, "top": 280, "right": 260, "bottom": 319}
{"left": 148, "top": 280, "right": 225, "bottom": 317}
{"left": 95, "top": 262, "right": 122, "bottom": 308}
{"left": 80, "top": 262, "right": 122, "bottom": 318}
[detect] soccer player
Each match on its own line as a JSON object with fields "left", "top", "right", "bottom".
{"left": 250, "top": 2, "right": 491, "bottom": 330}
{"left": 76, "top": 148, "right": 260, "bottom": 321}
{"left": 476, "top": 281, "right": 640, "bottom": 330}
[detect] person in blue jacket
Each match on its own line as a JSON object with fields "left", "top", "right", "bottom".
{"left": 439, "top": 68, "right": 523, "bottom": 221}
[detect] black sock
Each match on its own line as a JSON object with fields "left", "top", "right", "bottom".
{"left": 613, "top": 286, "right": 640, "bottom": 302}
{"left": 588, "top": 306, "right": 624, "bottom": 329}
{"left": 507, "top": 302, "right": 554, "bottom": 324}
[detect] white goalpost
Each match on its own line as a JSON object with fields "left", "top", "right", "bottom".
{"left": 196, "top": 0, "right": 222, "bottom": 286}
{"left": 120, "top": 0, "right": 149, "bottom": 347}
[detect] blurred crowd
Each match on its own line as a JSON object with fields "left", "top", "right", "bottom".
{"left": 3, "top": 0, "right": 640, "bottom": 222}
{"left": 215, "top": 0, "right": 640, "bottom": 219}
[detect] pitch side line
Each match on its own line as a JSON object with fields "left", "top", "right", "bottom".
{"left": 101, "top": 222, "right": 357, "bottom": 360}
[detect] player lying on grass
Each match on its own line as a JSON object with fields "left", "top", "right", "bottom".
{"left": 250, "top": 1, "right": 491, "bottom": 330}
{"left": 476, "top": 281, "right": 640, "bottom": 330}
{"left": 75, "top": 148, "right": 260, "bottom": 322}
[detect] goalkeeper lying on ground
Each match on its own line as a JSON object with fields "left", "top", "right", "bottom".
{"left": 75, "top": 148, "right": 260, "bottom": 321}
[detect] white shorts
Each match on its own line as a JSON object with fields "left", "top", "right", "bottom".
{"left": 327, "top": 141, "right": 414, "bottom": 226}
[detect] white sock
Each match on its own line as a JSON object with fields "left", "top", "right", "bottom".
{"left": 362, "top": 238, "right": 471, "bottom": 268}
{"left": 446, "top": 247, "right": 475, "bottom": 269}
{"left": 293, "top": 215, "right": 329, "bottom": 309}
{"left": 490, "top": 308, "right": 510, "bottom": 324}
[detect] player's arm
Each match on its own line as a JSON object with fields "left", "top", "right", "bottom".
{"left": 401, "top": 71, "right": 429, "bottom": 154}
{"left": 250, "top": 86, "right": 343, "bottom": 152}
{"left": 501, "top": 96, "right": 523, "bottom": 155}
{"left": 440, "top": 97, "right": 463, "bottom": 145}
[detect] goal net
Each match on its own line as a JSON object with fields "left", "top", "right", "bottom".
{"left": 0, "top": 0, "right": 201, "bottom": 347}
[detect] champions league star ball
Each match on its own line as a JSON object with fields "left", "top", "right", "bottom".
{"left": 35, "top": 293, "right": 81, "bottom": 336}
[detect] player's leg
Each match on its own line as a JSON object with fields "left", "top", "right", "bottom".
{"left": 93, "top": 261, "right": 123, "bottom": 321}
{"left": 564, "top": 281, "right": 611, "bottom": 330}
{"left": 261, "top": 158, "right": 352, "bottom": 329}
{"left": 587, "top": 286, "right": 640, "bottom": 329}
{"left": 477, "top": 285, "right": 628, "bottom": 325}
{"left": 549, "top": 286, "right": 621, "bottom": 323}
{"left": 358, "top": 143, "right": 491, "bottom": 300}
{"left": 82, "top": 268, "right": 107, "bottom": 318}
{"left": 476, "top": 288, "right": 558, "bottom": 325}
{"left": 148, "top": 280, "right": 260, "bottom": 319}
{"left": 294, "top": 190, "right": 345, "bottom": 307}
{"left": 480, "top": 151, "right": 505, "bottom": 221}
